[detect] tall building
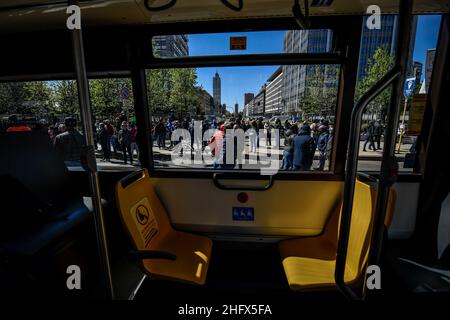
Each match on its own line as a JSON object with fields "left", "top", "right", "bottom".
{"left": 264, "top": 67, "right": 283, "bottom": 116}
{"left": 197, "top": 88, "right": 215, "bottom": 115}
{"left": 234, "top": 103, "right": 239, "bottom": 115}
{"left": 282, "top": 29, "right": 334, "bottom": 115}
{"left": 413, "top": 61, "right": 423, "bottom": 90}
{"left": 425, "top": 48, "right": 436, "bottom": 93}
{"left": 254, "top": 86, "right": 266, "bottom": 116}
{"left": 280, "top": 15, "right": 417, "bottom": 116}
{"left": 358, "top": 15, "right": 417, "bottom": 80}
{"left": 244, "top": 93, "right": 254, "bottom": 106}
{"left": 244, "top": 99, "right": 254, "bottom": 117}
{"left": 152, "top": 35, "right": 189, "bottom": 58}
{"left": 213, "top": 71, "right": 221, "bottom": 109}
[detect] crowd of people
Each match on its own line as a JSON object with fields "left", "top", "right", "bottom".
{"left": 150, "top": 115, "right": 334, "bottom": 171}
{"left": 95, "top": 114, "right": 139, "bottom": 165}
{"left": 2, "top": 112, "right": 338, "bottom": 171}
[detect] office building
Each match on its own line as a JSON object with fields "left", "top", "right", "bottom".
{"left": 264, "top": 67, "right": 283, "bottom": 116}
{"left": 244, "top": 93, "right": 254, "bottom": 106}
{"left": 152, "top": 35, "right": 189, "bottom": 58}
{"left": 213, "top": 71, "right": 221, "bottom": 109}
{"left": 425, "top": 48, "right": 436, "bottom": 93}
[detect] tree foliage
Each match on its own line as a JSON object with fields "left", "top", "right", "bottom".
{"left": 89, "top": 78, "right": 132, "bottom": 117}
{"left": 0, "top": 68, "right": 202, "bottom": 122}
{"left": 147, "top": 68, "right": 200, "bottom": 117}
{"left": 356, "top": 47, "right": 394, "bottom": 120}
{"left": 51, "top": 80, "right": 79, "bottom": 116}
{"left": 299, "top": 64, "right": 339, "bottom": 119}
{"left": 0, "top": 81, "right": 52, "bottom": 116}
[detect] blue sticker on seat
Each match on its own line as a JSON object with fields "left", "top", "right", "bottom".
{"left": 232, "top": 207, "right": 255, "bottom": 221}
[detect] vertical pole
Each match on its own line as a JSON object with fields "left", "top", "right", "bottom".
{"left": 397, "top": 99, "right": 408, "bottom": 153}
{"left": 69, "top": 0, "right": 114, "bottom": 299}
{"left": 369, "top": 0, "right": 414, "bottom": 268}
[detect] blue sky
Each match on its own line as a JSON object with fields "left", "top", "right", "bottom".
{"left": 412, "top": 15, "right": 441, "bottom": 80}
{"left": 188, "top": 15, "right": 441, "bottom": 112}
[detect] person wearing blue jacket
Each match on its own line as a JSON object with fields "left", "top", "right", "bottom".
{"left": 292, "top": 124, "right": 316, "bottom": 171}
{"left": 315, "top": 124, "right": 330, "bottom": 170}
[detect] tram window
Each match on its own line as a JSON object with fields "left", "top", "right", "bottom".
{"left": 0, "top": 78, "right": 141, "bottom": 171}
{"left": 356, "top": 15, "right": 441, "bottom": 173}
{"left": 0, "top": 80, "right": 84, "bottom": 168}
{"left": 152, "top": 30, "right": 334, "bottom": 58}
{"left": 88, "top": 78, "right": 141, "bottom": 171}
{"left": 146, "top": 64, "right": 340, "bottom": 172}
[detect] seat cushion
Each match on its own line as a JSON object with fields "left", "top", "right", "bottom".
{"left": 282, "top": 256, "right": 357, "bottom": 291}
{"left": 142, "top": 230, "right": 213, "bottom": 285}
{"left": 279, "top": 237, "right": 337, "bottom": 261}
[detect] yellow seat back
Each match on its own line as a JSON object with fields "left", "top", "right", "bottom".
{"left": 116, "top": 169, "right": 173, "bottom": 251}
{"left": 341, "top": 180, "right": 376, "bottom": 282}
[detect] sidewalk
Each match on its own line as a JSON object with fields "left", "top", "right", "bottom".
{"left": 358, "top": 141, "right": 410, "bottom": 161}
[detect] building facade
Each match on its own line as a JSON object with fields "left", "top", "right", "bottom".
{"left": 213, "top": 71, "right": 221, "bottom": 109}
{"left": 244, "top": 93, "right": 254, "bottom": 106}
{"left": 358, "top": 15, "right": 417, "bottom": 80}
{"left": 244, "top": 99, "right": 254, "bottom": 118}
{"left": 152, "top": 35, "right": 189, "bottom": 58}
{"left": 197, "top": 89, "right": 215, "bottom": 115}
{"left": 264, "top": 67, "right": 283, "bottom": 116}
{"left": 282, "top": 29, "right": 334, "bottom": 115}
{"left": 253, "top": 86, "right": 266, "bottom": 116}
{"left": 425, "top": 48, "right": 436, "bottom": 93}
{"left": 413, "top": 61, "right": 423, "bottom": 90}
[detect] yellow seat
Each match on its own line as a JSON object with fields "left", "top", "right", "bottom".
{"left": 115, "top": 169, "right": 212, "bottom": 285}
{"left": 279, "top": 180, "right": 396, "bottom": 291}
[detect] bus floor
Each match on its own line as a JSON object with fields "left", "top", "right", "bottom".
{"left": 134, "top": 240, "right": 345, "bottom": 304}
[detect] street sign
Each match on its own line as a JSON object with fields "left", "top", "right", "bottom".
{"left": 120, "top": 87, "right": 130, "bottom": 100}
{"left": 230, "top": 36, "right": 247, "bottom": 50}
{"left": 404, "top": 77, "right": 416, "bottom": 98}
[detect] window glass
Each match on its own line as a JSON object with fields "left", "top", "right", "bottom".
{"left": 0, "top": 78, "right": 141, "bottom": 171}
{"left": 152, "top": 29, "right": 334, "bottom": 58}
{"left": 356, "top": 15, "right": 441, "bottom": 173}
{"left": 146, "top": 64, "right": 340, "bottom": 173}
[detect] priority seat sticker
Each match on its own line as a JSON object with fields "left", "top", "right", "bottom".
{"left": 130, "top": 197, "right": 159, "bottom": 248}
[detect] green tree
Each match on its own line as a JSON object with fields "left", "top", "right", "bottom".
{"left": 89, "top": 78, "right": 132, "bottom": 118}
{"left": 0, "top": 82, "right": 27, "bottom": 115}
{"left": 147, "top": 69, "right": 170, "bottom": 115}
{"left": 356, "top": 47, "right": 394, "bottom": 120}
{"left": 23, "top": 81, "right": 52, "bottom": 116}
{"left": 168, "top": 68, "right": 199, "bottom": 117}
{"left": 299, "top": 65, "right": 339, "bottom": 119}
{"left": 52, "top": 80, "right": 79, "bottom": 116}
{"left": 0, "top": 81, "right": 52, "bottom": 116}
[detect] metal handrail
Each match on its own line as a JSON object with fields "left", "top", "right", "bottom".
{"left": 69, "top": 0, "right": 114, "bottom": 299}
{"left": 334, "top": 67, "right": 401, "bottom": 300}
{"left": 335, "top": 0, "right": 413, "bottom": 300}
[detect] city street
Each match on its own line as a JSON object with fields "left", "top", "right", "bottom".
{"left": 92, "top": 136, "right": 414, "bottom": 173}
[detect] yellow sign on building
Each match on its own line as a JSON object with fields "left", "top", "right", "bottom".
{"left": 407, "top": 94, "right": 427, "bottom": 136}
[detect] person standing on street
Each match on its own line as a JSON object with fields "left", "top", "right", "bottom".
{"left": 292, "top": 124, "right": 316, "bottom": 171}
{"left": 54, "top": 117, "right": 84, "bottom": 167}
{"left": 118, "top": 121, "right": 133, "bottom": 165}
{"left": 363, "top": 121, "right": 376, "bottom": 152}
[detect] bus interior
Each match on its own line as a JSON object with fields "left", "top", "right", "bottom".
{"left": 0, "top": 0, "right": 449, "bottom": 309}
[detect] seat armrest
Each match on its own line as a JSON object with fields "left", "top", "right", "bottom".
{"left": 129, "top": 250, "right": 176, "bottom": 261}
